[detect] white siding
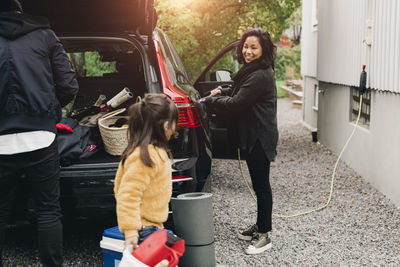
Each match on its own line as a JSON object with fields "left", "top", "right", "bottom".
{"left": 317, "top": 83, "right": 400, "bottom": 206}
{"left": 317, "top": 0, "right": 400, "bottom": 93}
{"left": 301, "top": 0, "right": 318, "bottom": 77}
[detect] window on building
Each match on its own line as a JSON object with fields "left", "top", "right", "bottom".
{"left": 312, "top": 84, "right": 319, "bottom": 111}
{"left": 351, "top": 87, "right": 371, "bottom": 127}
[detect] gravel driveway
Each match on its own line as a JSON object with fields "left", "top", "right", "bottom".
{"left": 212, "top": 98, "right": 400, "bottom": 266}
{"left": 2, "top": 98, "right": 399, "bottom": 266}
{"left": 2, "top": 218, "right": 109, "bottom": 266}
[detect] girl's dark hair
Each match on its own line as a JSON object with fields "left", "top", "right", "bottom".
{"left": 236, "top": 28, "right": 276, "bottom": 66}
{"left": 121, "top": 93, "right": 178, "bottom": 167}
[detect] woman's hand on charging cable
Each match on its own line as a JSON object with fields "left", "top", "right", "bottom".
{"left": 199, "top": 96, "right": 213, "bottom": 105}
{"left": 210, "top": 88, "right": 222, "bottom": 96}
{"left": 124, "top": 236, "right": 138, "bottom": 249}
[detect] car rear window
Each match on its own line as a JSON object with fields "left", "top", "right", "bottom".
{"left": 60, "top": 37, "right": 147, "bottom": 110}
{"left": 68, "top": 51, "right": 117, "bottom": 77}
{"left": 62, "top": 38, "right": 141, "bottom": 78}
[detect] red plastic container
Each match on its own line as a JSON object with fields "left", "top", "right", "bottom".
{"left": 132, "top": 230, "right": 185, "bottom": 267}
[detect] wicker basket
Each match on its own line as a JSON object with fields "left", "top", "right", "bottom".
{"left": 98, "top": 108, "right": 129, "bottom": 156}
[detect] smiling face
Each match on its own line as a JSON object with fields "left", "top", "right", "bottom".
{"left": 242, "top": 36, "right": 263, "bottom": 64}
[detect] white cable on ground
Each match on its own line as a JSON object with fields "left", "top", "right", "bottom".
{"left": 238, "top": 95, "right": 364, "bottom": 218}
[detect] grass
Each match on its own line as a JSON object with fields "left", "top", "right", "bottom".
{"left": 276, "top": 80, "right": 288, "bottom": 98}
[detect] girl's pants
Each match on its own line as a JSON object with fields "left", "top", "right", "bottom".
{"left": 138, "top": 226, "right": 176, "bottom": 245}
{"left": 245, "top": 140, "right": 273, "bottom": 233}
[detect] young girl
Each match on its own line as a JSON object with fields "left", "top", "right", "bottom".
{"left": 114, "top": 93, "right": 178, "bottom": 249}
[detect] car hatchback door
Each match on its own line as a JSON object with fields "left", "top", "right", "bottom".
{"left": 20, "top": 0, "right": 157, "bottom": 35}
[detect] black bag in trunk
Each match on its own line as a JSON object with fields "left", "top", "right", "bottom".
{"left": 56, "top": 118, "right": 100, "bottom": 166}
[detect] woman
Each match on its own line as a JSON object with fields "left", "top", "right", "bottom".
{"left": 202, "top": 28, "right": 278, "bottom": 255}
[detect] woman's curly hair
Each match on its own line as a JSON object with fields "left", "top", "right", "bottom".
{"left": 236, "top": 28, "right": 276, "bottom": 67}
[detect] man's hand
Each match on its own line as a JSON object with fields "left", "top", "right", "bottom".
{"left": 124, "top": 236, "right": 138, "bottom": 249}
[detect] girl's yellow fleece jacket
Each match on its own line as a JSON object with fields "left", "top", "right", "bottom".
{"left": 114, "top": 145, "right": 172, "bottom": 239}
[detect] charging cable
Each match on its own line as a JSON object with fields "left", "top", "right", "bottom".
{"left": 238, "top": 95, "right": 363, "bottom": 218}
{"left": 203, "top": 68, "right": 366, "bottom": 217}
{"left": 239, "top": 39, "right": 369, "bottom": 218}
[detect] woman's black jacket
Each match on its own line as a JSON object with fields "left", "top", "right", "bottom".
{"left": 204, "top": 65, "right": 278, "bottom": 162}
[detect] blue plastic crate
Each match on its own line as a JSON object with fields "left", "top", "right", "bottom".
{"left": 100, "top": 226, "right": 125, "bottom": 267}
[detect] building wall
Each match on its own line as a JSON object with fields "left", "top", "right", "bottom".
{"left": 301, "top": 0, "right": 319, "bottom": 130}
{"left": 318, "top": 0, "right": 400, "bottom": 93}
{"left": 302, "top": 76, "right": 318, "bottom": 131}
{"left": 300, "top": 0, "right": 318, "bottom": 77}
{"left": 318, "top": 82, "right": 400, "bottom": 206}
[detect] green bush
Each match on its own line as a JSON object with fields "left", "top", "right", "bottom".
{"left": 276, "top": 80, "right": 288, "bottom": 98}
{"left": 275, "top": 45, "right": 301, "bottom": 81}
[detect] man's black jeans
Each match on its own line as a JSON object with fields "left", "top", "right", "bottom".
{"left": 245, "top": 140, "right": 273, "bottom": 233}
{"left": 0, "top": 140, "right": 63, "bottom": 267}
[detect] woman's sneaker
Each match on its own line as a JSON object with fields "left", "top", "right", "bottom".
{"left": 237, "top": 224, "right": 258, "bottom": 241}
{"left": 244, "top": 233, "right": 272, "bottom": 254}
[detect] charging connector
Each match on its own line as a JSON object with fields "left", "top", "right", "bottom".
{"left": 359, "top": 66, "right": 367, "bottom": 94}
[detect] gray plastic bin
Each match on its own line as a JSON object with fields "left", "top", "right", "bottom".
{"left": 171, "top": 192, "right": 216, "bottom": 267}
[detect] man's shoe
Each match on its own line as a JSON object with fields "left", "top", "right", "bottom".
{"left": 237, "top": 224, "right": 257, "bottom": 241}
{"left": 244, "top": 233, "right": 272, "bottom": 254}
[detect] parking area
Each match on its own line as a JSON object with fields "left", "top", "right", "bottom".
{"left": 212, "top": 98, "right": 400, "bottom": 266}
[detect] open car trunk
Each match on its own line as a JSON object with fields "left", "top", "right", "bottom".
{"left": 60, "top": 36, "right": 147, "bottom": 166}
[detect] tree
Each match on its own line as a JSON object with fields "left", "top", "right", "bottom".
{"left": 285, "top": 6, "right": 302, "bottom": 45}
{"left": 241, "top": 0, "right": 301, "bottom": 41}
{"left": 155, "top": 0, "right": 301, "bottom": 80}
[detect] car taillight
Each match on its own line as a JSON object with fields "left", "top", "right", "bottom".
{"left": 171, "top": 174, "right": 193, "bottom": 183}
{"left": 154, "top": 40, "right": 202, "bottom": 129}
{"left": 172, "top": 175, "right": 190, "bottom": 180}
{"left": 174, "top": 100, "right": 201, "bottom": 128}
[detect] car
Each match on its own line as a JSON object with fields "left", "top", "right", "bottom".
{"left": 13, "top": 0, "right": 242, "bottom": 222}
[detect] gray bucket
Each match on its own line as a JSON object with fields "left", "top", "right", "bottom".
{"left": 179, "top": 243, "right": 216, "bottom": 267}
{"left": 171, "top": 192, "right": 214, "bottom": 246}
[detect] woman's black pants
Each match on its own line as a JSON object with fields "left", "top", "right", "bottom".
{"left": 245, "top": 141, "right": 273, "bottom": 233}
{"left": 0, "top": 141, "right": 63, "bottom": 267}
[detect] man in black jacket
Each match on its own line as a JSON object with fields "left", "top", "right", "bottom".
{"left": 0, "top": 0, "right": 78, "bottom": 266}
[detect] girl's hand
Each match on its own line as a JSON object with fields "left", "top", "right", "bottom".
{"left": 123, "top": 240, "right": 168, "bottom": 267}
{"left": 124, "top": 236, "right": 138, "bottom": 249}
{"left": 210, "top": 89, "right": 222, "bottom": 96}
